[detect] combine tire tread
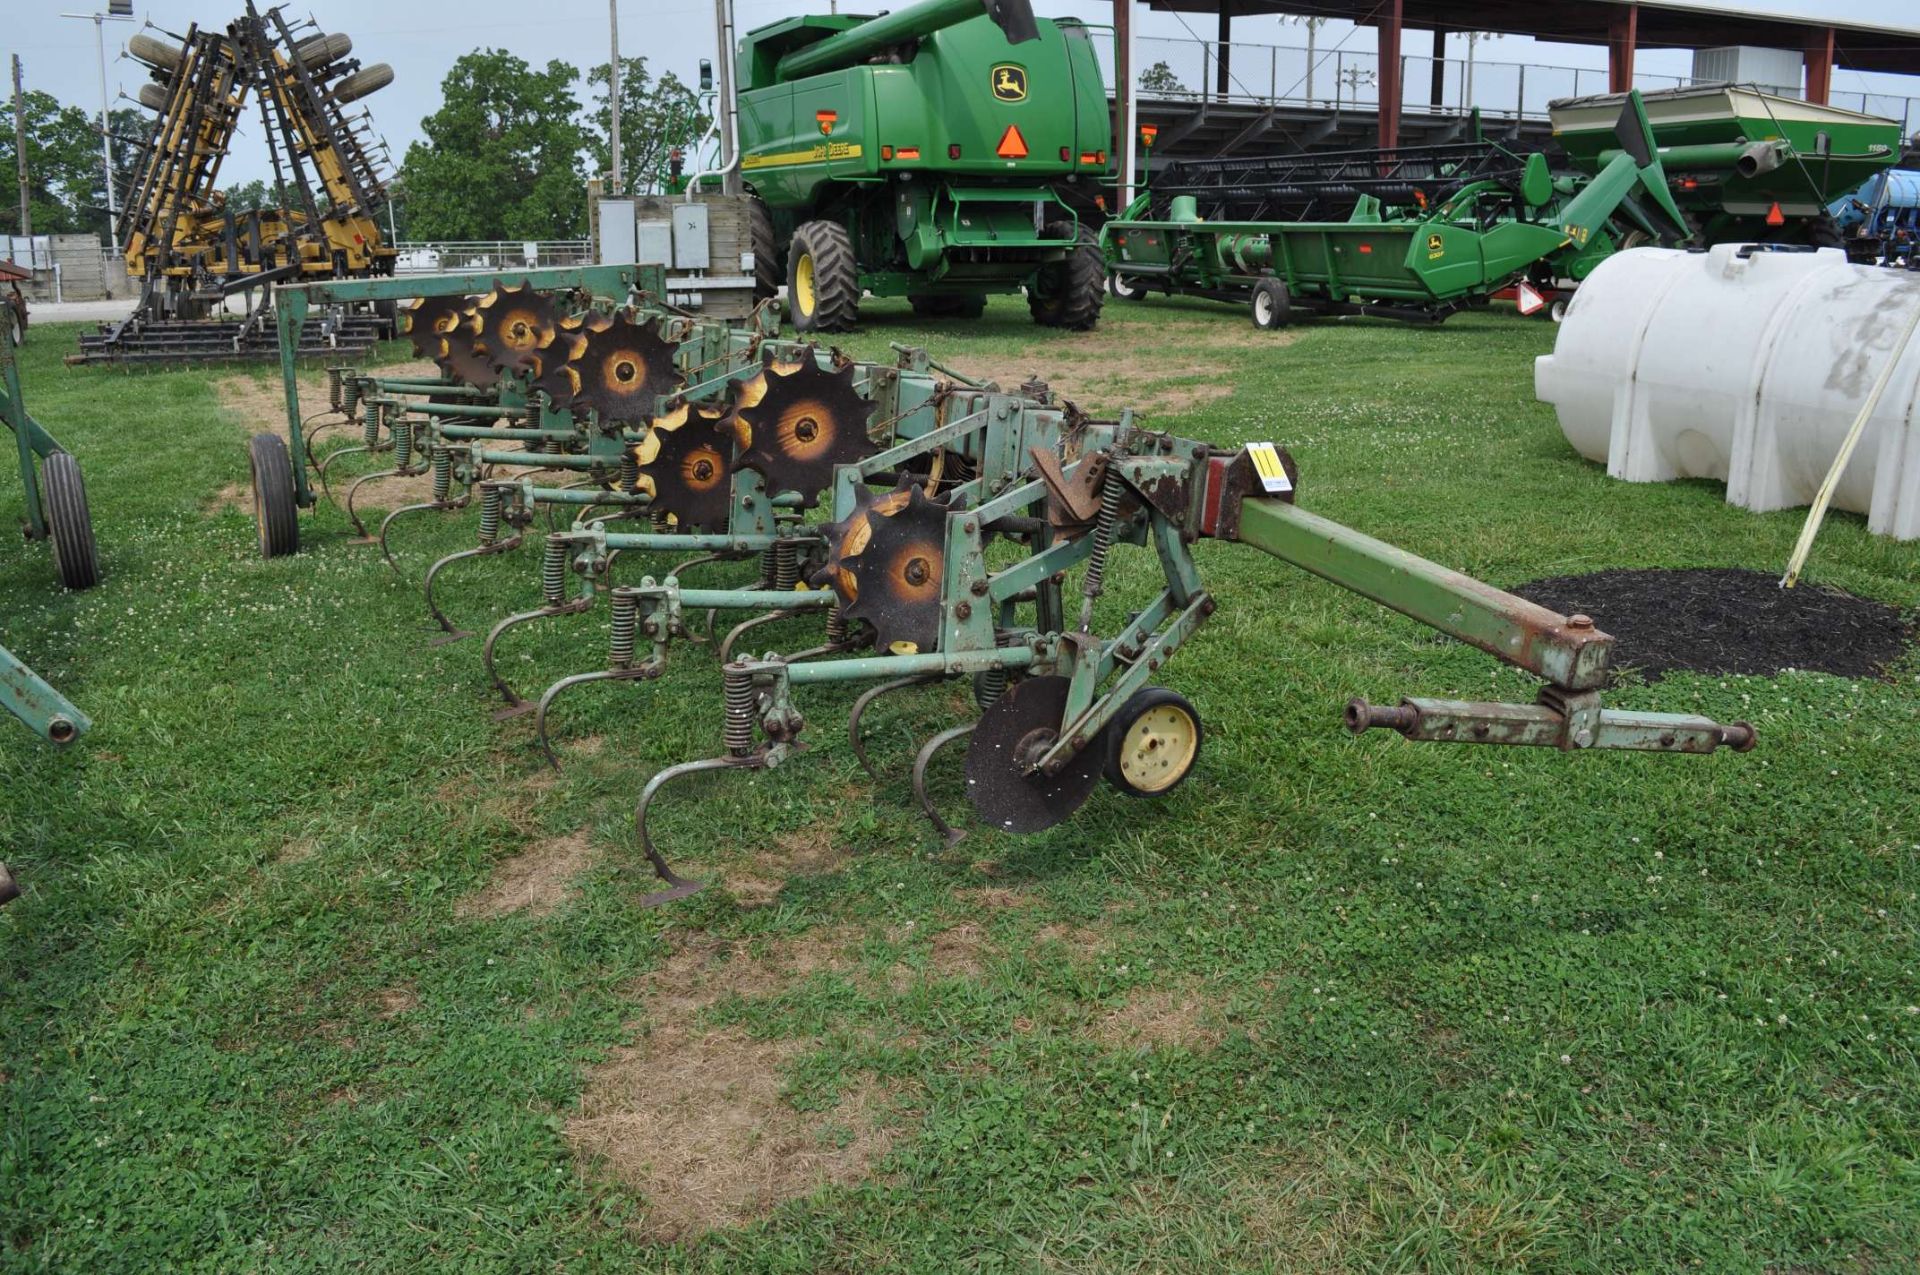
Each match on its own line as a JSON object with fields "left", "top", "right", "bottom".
{"left": 788, "top": 220, "right": 860, "bottom": 333}
{"left": 1029, "top": 221, "right": 1105, "bottom": 330}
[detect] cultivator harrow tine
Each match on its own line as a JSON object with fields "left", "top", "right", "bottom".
{"left": 483, "top": 595, "right": 593, "bottom": 719}
{"left": 718, "top": 609, "right": 800, "bottom": 665}
{"left": 848, "top": 673, "right": 943, "bottom": 783}
{"left": 422, "top": 538, "right": 521, "bottom": 644}
{"left": 911, "top": 722, "right": 977, "bottom": 850}
{"left": 533, "top": 586, "right": 662, "bottom": 767}
{"left": 376, "top": 492, "right": 468, "bottom": 578}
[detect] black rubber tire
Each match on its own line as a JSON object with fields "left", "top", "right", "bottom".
{"left": 1805, "top": 213, "right": 1846, "bottom": 251}
{"left": 1108, "top": 272, "right": 1149, "bottom": 302}
{"left": 41, "top": 451, "right": 100, "bottom": 591}
{"left": 1103, "top": 687, "right": 1204, "bottom": 799}
{"left": 249, "top": 432, "right": 300, "bottom": 559}
{"left": 787, "top": 219, "right": 860, "bottom": 334}
{"left": 0, "top": 861, "right": 18, "bottom": 907}
{"left": 1250, "top": 277, "right": 1291, "bottom": 330}
{"left": 1028, "top": 221, "right": 1105, "bottom": 330}
{"left": 749, "top": 196, "right": 783, "bottom": 302}
{"left": 5, "top": 297, "right": 23, "bottom": 346}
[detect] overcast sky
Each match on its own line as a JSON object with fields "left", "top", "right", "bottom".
{"left": 8, "top": 0, "right": 1918, "bottom": 192}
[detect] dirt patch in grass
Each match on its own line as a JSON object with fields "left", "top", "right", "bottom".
{"left": 373, "top": 986, "right": 418, "bottom": 1019}
{"left": 275, "top": 837, "right": 317, "bottom": 866}
{"left": 945, "top": 326, "right": 1294, "bottom": 422}
{"left": 570, "top": 926, "right": 905, "bottom": 1241}
{"left": 1514, "top": 567, "right": 1914, "bottom": 681}
{"left": 1090, "top": 983, "right": 1225, "bottom": 1052}
{"left": 456, "top": 830, "right": 599, "bottom": 919}
{"left": 213, "top": 362, "right": 444, "bottom": 506}
{"left": 956, "top": 885, "right": 1035, "bottom": 910}
{"left": 726, "top": 823, "right": 851, "bottom": 908}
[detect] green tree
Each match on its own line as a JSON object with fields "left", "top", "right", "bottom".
{"left": 397, "top": 50, "right": 589, "bottom": 241}
{"left": 1139, "top": 61, "right": 1190, "bottom": 96}
{"left": 219, "top": 179, "right": 275, "bottom": 213}
{"left": 586, "top": 57, "right": 708, "bottom": 195}
{"left": 0, "top": 89, "right": 114, "bottom": 239}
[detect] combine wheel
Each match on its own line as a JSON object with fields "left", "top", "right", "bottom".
{"left": 41, "top": 452, "right": 100, "bottom": 591}
{"left": 1250, "top": 278, "right": 1291, "bottom": 330}
{"left": 249, "top": 433, "right": 300, "bottom": 559}
{"left": 787, "top": 220, "right": 860, "bottom": 333}
{"left": 1028, "top": 221, "right": 1104, "bottom": 330}
{"left": 1104, "top": 687, "right": 1203, "bottom": 799}
{"left": 749, "top": 196, "right": 783, "bottom": 302}
{"left": 1108, "top": 272, "right": 1149, "bottom": 302}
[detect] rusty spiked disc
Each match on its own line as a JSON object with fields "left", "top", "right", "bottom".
{"left": 735, "top": 352, "right": 876, "bottom": 508}
{"left": 470, "top": 280, "right": 564, "bottom": 380}
{"left": 433, "top": 309, "right": 503, "bottom": 390}
{"left": 531, "top": 312, "right": 596, "bottom": 409}
{"left": 563, "top": 308, "right": 683, "bottom": 426}
{"left": 400, "top": 294, "right": 475, "bottom": 363}
{"left": 828, "top": 480, "right": 949, "bottom": 654}
{"left": 632, "top": 402, "right": 737, "bottom": 531}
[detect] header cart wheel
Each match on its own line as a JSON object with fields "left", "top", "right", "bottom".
{"left": 1251, "top": 278, "right": 1291, "bottom": 330}
{"left": 1104, "top": 687, "right": 1203, "bottom": 799}
{"left": 249, "top": 433, "right": 300, "bottom": 559}
{"left": 41, "top": 452, "right": 100, "bottom": 591}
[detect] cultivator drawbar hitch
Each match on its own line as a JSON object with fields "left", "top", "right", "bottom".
{"left": 263, "top": 269, "right": 1755, "bottom": 908}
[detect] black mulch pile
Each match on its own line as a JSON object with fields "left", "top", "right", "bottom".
{"left": 1513, "top": 567, "right": 1914, "bottom": 681}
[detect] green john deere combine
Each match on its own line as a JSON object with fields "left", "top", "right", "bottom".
{"left": 736, "top": 0, "right": 1111, "bottom": 331}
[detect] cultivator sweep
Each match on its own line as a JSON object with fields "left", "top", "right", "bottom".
{"left": 270, "top": 269, "right": 1757, "bottom": 907}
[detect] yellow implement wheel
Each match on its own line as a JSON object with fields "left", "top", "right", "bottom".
{"left": 1105, "top": 688, "right": 1203, "bottom": 798}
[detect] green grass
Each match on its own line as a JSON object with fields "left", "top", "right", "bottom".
{"left": 2, "top": 295, "right": 1917, "bottom": 1273}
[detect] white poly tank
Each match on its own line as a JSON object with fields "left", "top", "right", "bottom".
{"left": 1534, "top": 244, "right": 1920, "bottom": 541}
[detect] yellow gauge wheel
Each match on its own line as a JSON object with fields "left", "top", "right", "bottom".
{"left": 793, "top": 250, "right": 817, "bottom": 319}
{"left": 1105, "top": 688, "right": 1203, "bottom": 798}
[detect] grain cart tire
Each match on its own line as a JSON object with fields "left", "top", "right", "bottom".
{"left": 249, "top": 433, "right": 300, "bottom": 559}
{"left": 749, "top": 197, "right": 783, "bottom": 302}
{"left": 1805, "top": 214, "right": 1846, "bottom": 251}
{"left": 42, "top": 452, "right": 100, "bottom": 591}
{"left": 1250, "top": 278, "right": 1291, "bottom": 330}
{"left": 1108, "top": 272, "right": 1150, "bottom": 302}
{"left": 1028, "top": 222, "right": 1104, "bottom": 330}
{"left": 787, "top": 220, "right": 860, "bottom": 333}
{"left": 1104, "top": 687, "right": 1203, "bottom": 799}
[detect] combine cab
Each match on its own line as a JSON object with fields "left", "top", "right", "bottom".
{"left": 736, "top": 0, "right": 1110, "bottom": 331}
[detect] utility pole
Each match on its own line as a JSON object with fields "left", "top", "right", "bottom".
{"left": 608, "top": 0, "right": 623, "bottom": 195}
{"left": 11, "top": 56, "right": 28, "bottom": 236}
{"left": 61, "top": 4, "right": 134, "bottom": 254}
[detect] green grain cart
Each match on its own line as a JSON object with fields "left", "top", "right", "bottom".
{"left": 736, "top": 0, "right": 1111, "bottom": 331}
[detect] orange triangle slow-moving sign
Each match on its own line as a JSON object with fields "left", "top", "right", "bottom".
{"left": 996, "top": 124, "right": 1029, "bottom": 159}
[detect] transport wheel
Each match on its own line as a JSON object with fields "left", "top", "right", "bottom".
{"left": 41, "top": 451, "right": 100, "bottom": 591}
{"left": 1250, "top": 278, "right": 1291, "bottom": 330}
{"left": 749, "top": 196, "right": 782, "bottom": 302}
{"left": 5, "top": 298, "right": 22, "bottom": 346}
{"left": 249, "top": 432, "right": 300, "bottom": 559}
{"left": 787, "top": 220, "right": 860, "bottom": 333}
{"left": 1028, "top": 221, "right": 1105, "bottom": 330}
{"left": 0, "top": 862, "right": 18, "bottom": 906}
{"left": 1104, "top": 687, "right": 1203, "bottom": 799}
{"left": 1549, "top": 298, "right": 1570, "bottom": 324}
{"left": 1108, "top": 272, "right": 1149, "bottom": 302}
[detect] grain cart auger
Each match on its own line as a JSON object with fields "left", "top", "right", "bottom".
{"left": 3, "top": 335, "right": 98, "bottom": 906}
{"left": 1102, "top": 91, "right": 1691, "bottom": 327}
{"left": 736, "top": 0, "right": 1110, "bottom": 332}
{"left": 617, "top": 396, "right": 1757, "bottom": 904}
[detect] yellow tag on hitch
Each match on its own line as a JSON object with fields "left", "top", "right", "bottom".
{"left": 1248, "top": 442, "right": 1293, "bottom": 496}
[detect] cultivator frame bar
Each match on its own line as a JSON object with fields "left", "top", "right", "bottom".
{"left": 269, "top": 270, "right": 1756, "bottom": 908}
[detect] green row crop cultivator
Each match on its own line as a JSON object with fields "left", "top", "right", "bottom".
{"left": 3, "top": 335, "right": 100, "bottom": 905}
{"left": 264, "top": 268, "right": 1757, "bottom": 904}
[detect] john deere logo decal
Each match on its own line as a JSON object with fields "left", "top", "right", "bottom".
{"left": 992, "top": 64, "right": 1027, "bottom": 102}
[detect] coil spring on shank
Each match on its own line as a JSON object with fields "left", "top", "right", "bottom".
{"left": 431, "top": 445, "right": 452, "bottom": 501}
{"left": 619, "top": 451, "right": 639, "bottom": 491}
{"left": 343, "top": 376, "right": 362, "bottom": 417}
{"left": 976, "top": 665, "right": 1007, "bottom": 707}
{"left": 723, "top": 663, "right": 756, "bottom": 756}
{"left": 361, "top": 400, "right": 383, "bottom": 448}
{"left": 1082, "top": 469, "right": 1126, "bottom": 601}
{"left": 541, "top": 537, "right": 569, "bottom": 606}
{"left": 825, "top": 607, "right": 848, "bottom": 645}
{"left": 391, "top": 411, "right": 414, "bottom": 469}
{"left": 770, "top": 541, "right": 799, "bottom": 592}
{"left": 477, "top": 484, "right": 503, "bottom": 545}
{"left": 609, "top": 589, "right": 639, "bottom": 666}
{"left": 326, "top": 366, "right": 345, "bottom": 413}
